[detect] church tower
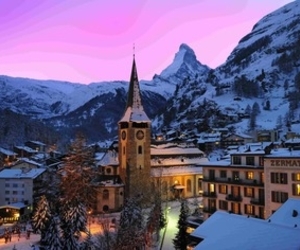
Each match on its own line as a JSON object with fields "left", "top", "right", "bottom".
{"left": 118, "top": 54, "right": 152, "bottom": 200}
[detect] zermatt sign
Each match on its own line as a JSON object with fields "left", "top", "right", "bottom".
{"left": 270, "top": 159, "right": 300, "bottom": 167}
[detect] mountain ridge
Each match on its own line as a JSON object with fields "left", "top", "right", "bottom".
{"left": 1, "top": 1, "right": 300, "bottom": 146}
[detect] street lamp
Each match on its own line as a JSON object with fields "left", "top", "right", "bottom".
{"left": 88, "top": 210, "right": 92, "bottom": 235}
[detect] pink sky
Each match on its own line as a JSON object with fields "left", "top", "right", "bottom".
{"left": 0, "top": 0, "right": 294, "bottom": 84}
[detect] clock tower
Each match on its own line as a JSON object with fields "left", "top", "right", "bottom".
{"left": 118, "top": 54, "right": 152, "bottom": 200}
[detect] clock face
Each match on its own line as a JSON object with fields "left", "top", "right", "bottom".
{"left": 121, "top": 131, "right": 126, "bottom": 140}
{"left": 136, "top": 130, "right": 144, "bottom": 140}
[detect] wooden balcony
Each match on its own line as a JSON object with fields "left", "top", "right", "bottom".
{"left": 202, "top": 192, "right": 217, "bottom": 198}
{"left": 250, "top": 198, "right": 265, "bottom": 206}
{"left": 225, "top": 194, "right": 243, "bottom": 202}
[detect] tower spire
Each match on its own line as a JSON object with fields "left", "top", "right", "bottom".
{"left": 119, "top": 47, "right": 150, "bottom": 122}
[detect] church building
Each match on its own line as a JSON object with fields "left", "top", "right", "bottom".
{"left": 94, "top": 55, "right": 206, "bottom": 213}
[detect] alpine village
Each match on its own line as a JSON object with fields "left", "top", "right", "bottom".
{"left": 1, "top": 1, "right": 300, "bottom": 250}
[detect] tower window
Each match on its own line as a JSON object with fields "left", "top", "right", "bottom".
{"left": 123, "top": 146, "right": 125, "bottom": 155}
{"left": 103, "top": 189, "right": 109, "bottom": 200}
{"left": 138, "top": 145, "right": 143, "bottom": 154}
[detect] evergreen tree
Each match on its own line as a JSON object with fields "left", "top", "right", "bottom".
{"left": 245, "top": 104, "right": 251, "bottom": 116}
{"left": 59, "top": 133, "right": 97, "bottom": 210}
{"left": 115, "top": 196, "right": 146, "bottom": 250}
{"left": 61, "top": 199, "right": 88, "bottom": 249}
{"left": 173, "top": 200, "right": 190, "bottom": 250}
{"left": 44, "top": 216, "right": 63, "bottom": 250}
{"left": 248, "top": 111, "right": 257, "bottom": 131}
{"left": 252, "top": 102, "right": 261, "bottom": 116}
{"left": 32, "top": 195, "right": 52, "bottom": 245}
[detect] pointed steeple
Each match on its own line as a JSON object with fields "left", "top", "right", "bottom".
{"left": 119, "top": 53, "right": 150, "bottom": 122}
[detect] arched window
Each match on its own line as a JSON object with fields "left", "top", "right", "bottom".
{"left": 123, "top": 146, "right": 125, "bottom": 155}
{"left": 103, "top": 205, "right": 109, "bottom": 212}
{"left": 187, "top": 179, "right": 192, "bottom": 192}
{"left": 138, "top": 145, "right": 143, "bottom": 154}
{"left": 103, "top": 189, "right": 109, "bottom": 200}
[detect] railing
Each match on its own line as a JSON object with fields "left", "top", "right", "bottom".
{"left": 203, "top": 207, "right": 216, "bottom": 214}
{"left": 202, "top": 192, "right": 217, "bottom": 198}
{"left": 202, "top": 177, "right": 264, "bottom": 187}
{"left": 226, "top": 194, "right": 243, "bottom": 202}
{"left": 250, "top": 198, "right": 265, "bottom": 206}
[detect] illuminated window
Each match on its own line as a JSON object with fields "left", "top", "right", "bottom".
{"left": 209, "top": 184, "right": 215, "bottom": 193}
{"left": 292, "top": 173, "right": 300, "bottom": 181}
{"left": 245, "top": 204, "right": 255, "bottom": 215}
{"left": 219, "top": 185, "right": 227, "bottom": 194}
{"left": 246, "top": 171, "right": 254, "bottom": 180}
{"left": 231, "top": 203, "right": 240, "bottom": 214}
{"left": 187, "top": 179, "right": 192, "bottom": 192}
{"left": 292, "top": 184, "right": 300, "bottom": 196}
{"left": 103, "top": 189, "right": 109, "bottom": 200}
{"left": 244, "top": 187, "right": 254, "bottom": 197}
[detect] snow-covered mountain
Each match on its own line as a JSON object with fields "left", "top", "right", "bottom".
{"left": 1, "top": 0, "right": 300, "bottom": 145}
{"left": 154, "top": 0, "right": 300, "bottom": 137}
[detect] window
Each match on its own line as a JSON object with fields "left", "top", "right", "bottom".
{"left": 12, "top": 191, "right": 18, "bottom": 195}
{"left": 5, "top": 190, "right": 9, "bottom": 195}
{"left": 233, "top": 156, "right": 241, "bottom": 165}
{"left": 220, "top": 170, "right": 227, "bottom": 178}
{"left": 5, "top": 183, "right": 10, "bottom": 188}
{"left": 232, "top": 171, "right": 239, "bottom": 181}
{"left": 187, "top": 179, "right": 192, "bottom": 192}
{"left": 103, "top": 189, "right": 109, "bottom": 200}
{"left": 219, "top": 200, "right": 228, "bottom": 210}
{"left": 245, "top": 204, "right": 255, "bottom": 215}
{"left": 246, "top": 157, "right": 255, "bottom": 166}
{"left": 138, "top": 145, "right": 143, "bottom": 154}
{"left": 244, "top": 187, "right": 254, "bottom": 197}
{"left": 231, "top": 203, "right": 240, "bottom": 214}
{"left": 292, "top": 173, "right": 300, "bottom": 181}
{"left": 246, "top": 171, "right": 254, "bottom": 180}
{"left": 123, "top": 146, "right": 125, "bottom": 155}
{"left": 13, "top": 183, "right": 18, "bottom": 188}
{"left": 271, "top": 191, "right": 288, "bottom": 203}
{"left": 292, "top": 184, "right": 300, "bottom": 196}
{"left": 106, "top": 168, "right": 112, "bottom": 174}
{"left": 219, "top": 185, "right": 227, "bottom": 194}
{"left": 271, "top": 173, "right": 288, "bottom": 184}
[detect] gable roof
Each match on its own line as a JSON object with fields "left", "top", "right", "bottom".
{"left": 191, "top": 198, "right": 300, "bottom": 250}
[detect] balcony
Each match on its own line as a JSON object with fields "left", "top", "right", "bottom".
{"left": 203, "top": 207, "right": 216, "bottom": 214}
{"left": 250, "top": 198, "right": 265, "bottom": 206}
{"left": 202, "top": 192, "right": 217, "bottom": 198}
{"left": 202, "top": 177, "right": 264, "bottom": 187}
{"left": 226, "top": 194, "right": 243, "bottom": 202}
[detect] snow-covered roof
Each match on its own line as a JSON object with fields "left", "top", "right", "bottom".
{"left": 97, "top": 150, "right": 119, "bottom": 166}
{"left": 151, "top": 165, "right": 203, "bottom": 177}
{"left": 26, "top": 140, "right": 46, "bottom": 146}
{"left": 151, "top": 143, "right": 205, "bottom": 156}
{"left": 0, "top": 147, "right": 17, "bottom": 156}
{"left": 192, "top": 199, "right": 300, "bottom": 250}
{"left": 0, "top": 202, "right": 27, "bottom": 209}
{"left": 14, "top": 158, "right": 43, "bottom": 167}
{"left": 265, "top": 148, "right": 300, "bottom": 158}
{"left": 0, "top": 168, "right": 46, "bottom": 179}
{"left": 14, "top": 145, "right": 37, "bottom": 153}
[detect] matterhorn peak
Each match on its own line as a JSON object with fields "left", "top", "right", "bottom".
{"left": 159, "top": 43, "right": 209, "bottom": 79}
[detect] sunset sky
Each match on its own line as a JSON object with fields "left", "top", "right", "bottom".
{"left": 0, "top": 0, "right": 294, "bottom": 84}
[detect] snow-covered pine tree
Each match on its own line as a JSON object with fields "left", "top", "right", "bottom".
{"left": 61, "top": 199, "right": 88, "bottom": 249}
{"left": 115, "top": 196, "right": 146, "bottom": 250}
{"left": 32, "top": 195, "right": 52, "bottom": 245}
{"left": 44, "top": 215, "right": 63, "bottom": 250}
{"left": 173, "top": 199, "right": 190, "bottom": 250}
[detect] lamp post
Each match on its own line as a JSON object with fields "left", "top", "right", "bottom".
{"left": 88, "top": 210, "right": 92, "bottom": 235}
